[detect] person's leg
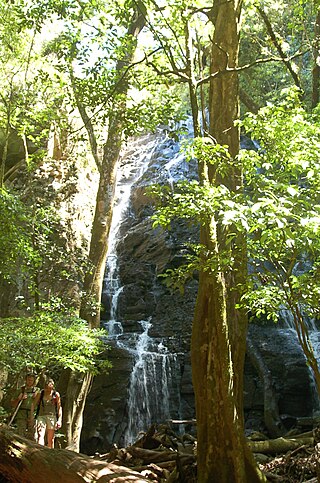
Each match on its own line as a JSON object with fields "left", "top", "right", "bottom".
{"left": 26, "top": 412, "right": 36, "bottom": 441}
{"left": 15, "top": 415, "right": 27, "bottom": 437}
{"left": 45, "top": 416, "right": 56, "bottom": 448}
{"left": 46, "top": 428, "right": 55, "bottom": 448}
{"left": 36, "top": 418, "right": 46, "bottom": 445}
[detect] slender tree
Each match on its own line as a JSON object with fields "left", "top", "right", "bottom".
{"left": 60, "top": 3, "right": 147, "bottom": 450}
{"left": 312, "top": 6, "right": 320, "bottom": 107}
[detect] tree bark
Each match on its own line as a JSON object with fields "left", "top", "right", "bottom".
{"left": 0, "top": 427, "right": 149, "bottom": 482}
{"left": 59, "top": 369, "right": 93, "bottom": 452}
{"left": 191, "top": 1, "right": 265, "bottom": 481}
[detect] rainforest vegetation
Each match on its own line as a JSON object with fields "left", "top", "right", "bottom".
{"left": 0, "top": 0, "right": 320, "bottom": 482}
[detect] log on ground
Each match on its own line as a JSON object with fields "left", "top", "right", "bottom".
{"left": 248, "top": 436, "right": 314, "bottom": 455}
{"left": 0, "top": 427, "right": 149, "bottom": 483}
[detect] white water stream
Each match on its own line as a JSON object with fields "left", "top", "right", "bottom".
{"left": 102, "top": 132, "right": 184, "bottom": 445}
{"left": 103, "top": 134, "right": 157, "bottom": 337}
{"left": 123, "top": 319, "right": 181, "bottom": 446}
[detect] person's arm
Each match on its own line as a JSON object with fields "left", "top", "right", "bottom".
{"left": 11, "top": 388, "right": 26, "bottom": 407}
{"left": 55, "top": 392, "right": 62, "bottom": 429}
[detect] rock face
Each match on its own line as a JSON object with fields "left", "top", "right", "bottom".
{"left": 245, "top": 325, "right": 315, "bottom": 434}
{"left": 80, "top": 131, "right": 317, "bottom": 455}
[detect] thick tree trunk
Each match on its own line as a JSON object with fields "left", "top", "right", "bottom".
{"left": 192, "top": 265, "right": 249, "bottom": 482}
{"left": 0, "top": 427, "right": 149, "bottom": 482}
{"left": 59, "top": 369, "right": 93, "bottom": 452}
{"left": 192, "top": 1, "right": 265, "bottom": 481}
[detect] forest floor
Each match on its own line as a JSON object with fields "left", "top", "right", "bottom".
{"left": 259, "top": 448, "right": 318, "bottom": 482}
{"left": 1, "top": 423, "right": 319, "bottom": 482}
{"left": 94, "top": 424, "right": 319, "bottom": 482}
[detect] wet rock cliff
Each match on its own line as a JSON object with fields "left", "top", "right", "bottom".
{"left": 80, "top": 131, "right": 316, "bottom": 455}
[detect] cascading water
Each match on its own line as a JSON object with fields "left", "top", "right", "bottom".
{"left": 123, "top": 319, "right": 181, "bottom": 445}
{"left": 101, "top": 131, "right": 186, "bottom": 446}
{"left": 82, "top": 124, "right": 319, "bottom": 453}
{"left": 102, "top": 134, "right": 158, "bottom": 336}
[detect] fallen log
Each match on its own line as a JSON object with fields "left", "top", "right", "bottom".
{"left": 297, "top": 416, "right": 320, "bottom": 428}
{"left": 248, "top": 436, "right": 314, "bottom": 455}
{"left": 127, "top": 446, "right": 195, "bottom": 465}
{"left": 0, "top": 427, "right": 149, "bottom": 482}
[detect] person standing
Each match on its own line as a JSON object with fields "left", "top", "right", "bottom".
{"left": 10, "top": 372, "right": 40, "bottom": 440}
{"left": 32, "top": 378, "right": 62, "bottom": 448}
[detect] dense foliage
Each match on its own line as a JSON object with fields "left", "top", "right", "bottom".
{"left": 0, "top": 311, "right": 110, "bottom": 375}
{"left": 240, "top": 88, "right": 320, "bottom": 322}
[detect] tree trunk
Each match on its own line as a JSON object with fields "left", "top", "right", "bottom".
{"left": 184, "top": 19, "right": 201, "bottom": 137}
{"left": 0, "top": 427, "right": 149, "bottom": 482}
{"left": 192, "top": 1, "right": 265, "bottom": 481}
{"left": 78, "top": 152, "right": 118, "bottom": 327}
{"left": 0, "top": 123, "right": 10, "bottom": 189}
{"left": 60, "top": 369, "right": 93, "bottom": 452}
{"left": 62, "top": 7, "right": 146, "bottom": 451}
{"left": 79, "top": 7, "right": 146, "bottom": 328}
{"left": 312, "top": 9, "right": 320, "bottom": 109}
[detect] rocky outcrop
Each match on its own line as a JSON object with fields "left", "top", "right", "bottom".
{"left": 245, "top": 325, "right": 314, "bottom": 436}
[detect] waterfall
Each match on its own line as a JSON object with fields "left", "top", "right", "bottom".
{"left": 123, "top": 319, "right": 181, "bottom": 446}
{"left": 101, "top": 131, "right": 185, "bottom": 446}
{"left": 102, "top": 134, "right": 158, "bottom": 336}
{"left": 277, "top": 313, "right": 320, "bottom": 415}
{"left": 279, "top": 307, "right": 317, "bottom": 331}
{"left": 164, "top": 152, "right": 186, "bottom": 190}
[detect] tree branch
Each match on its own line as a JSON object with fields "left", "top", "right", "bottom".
{"left": 145, "top": 59, "right": 189, "bottom": 82}
{"left": 69, "top": 47, "right": 163, "bottom": 136}
{"left": 69, "top": 66, "right": 102, "bottom": 172}
{"left": 197, "top": 51, "right": 308, "bottom": 87}
{"left": 256, "top": 5, "right": 302, "bottom": 91}
{"left": 239, "top": 88, "right": 259, "bottom": 113}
